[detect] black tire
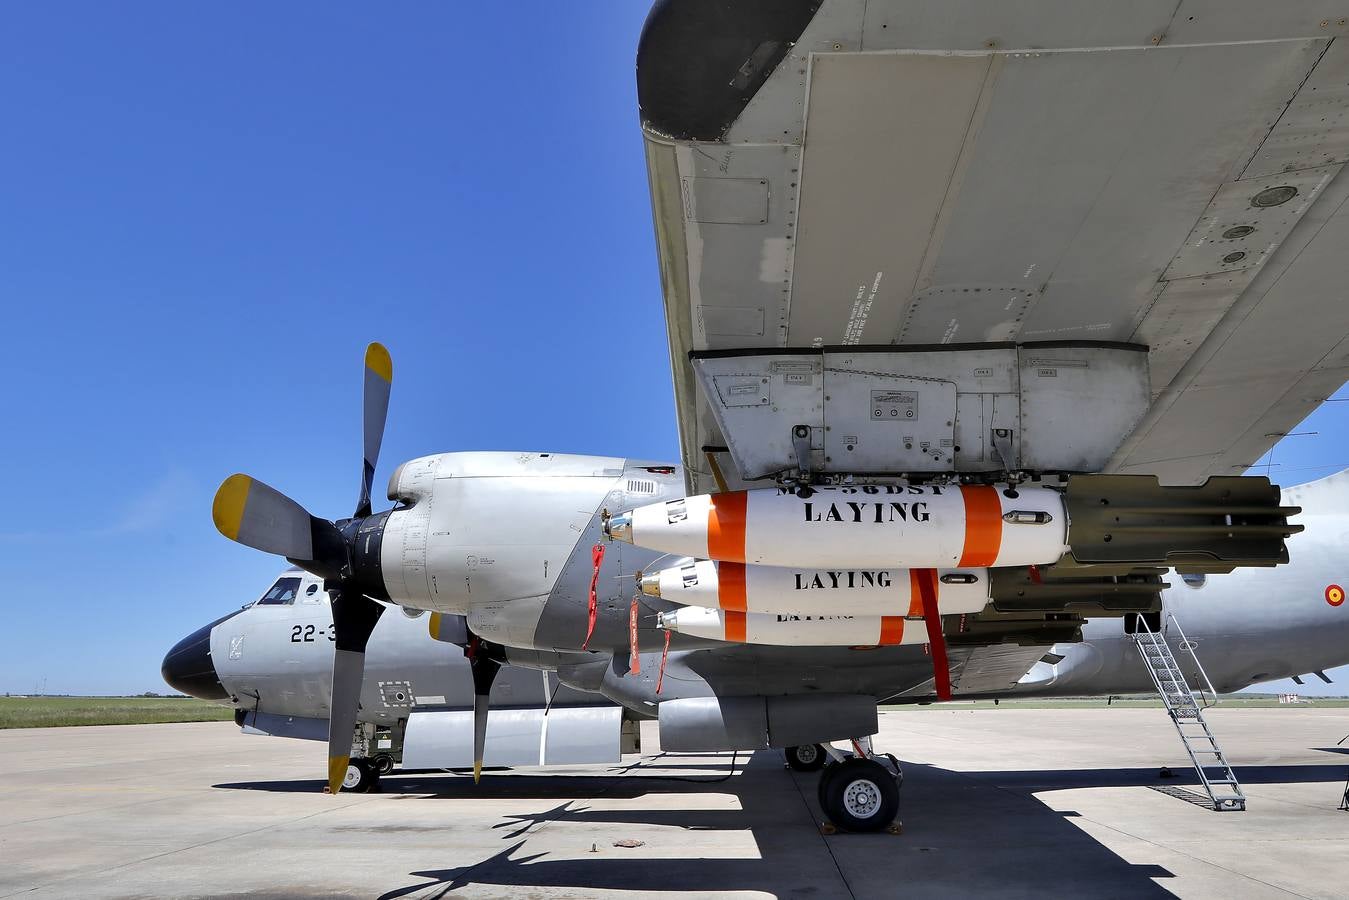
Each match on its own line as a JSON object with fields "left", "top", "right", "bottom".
{"left": 372, "top": 754, "right": 395, "bottom": 776}
{"left": 816, "top": 759, "right": 843, "bottom": 813}
{"left": 819, "top": 758, "right": 899, "bottom": 833}
{"left": 785, "top": 744, "right": 826, "bottom": 772}
{"left": 341, "top": 759, "right": 378, "bottom": 793}
{"left": 814, "top": 750, "right": 858, "bottom": 813}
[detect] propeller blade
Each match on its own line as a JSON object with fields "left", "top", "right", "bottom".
{"left": 326, "top": 589, "right": 386, "bottom": 793}
{"left": 212, "top": 474, "right": 346, "bottom": 578}
{"left": 357, "top": 342, "right": 393, "bottom": 519}
{"left": 469, "top": 650, "right": 501, "bottom": 784}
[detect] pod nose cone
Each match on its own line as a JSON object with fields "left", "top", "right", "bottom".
{"left": 604, "top": 512, "right": 633, "bottom": 543}
{"left": 638, "top": 570, "right": 662, "bottom": 598}
{"left": 161, "top": 621, "right": 228, "bottom": 701}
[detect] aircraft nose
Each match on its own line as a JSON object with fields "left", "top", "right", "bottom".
{"left": 161, "top": 621, "right": 229, "bottom": 701}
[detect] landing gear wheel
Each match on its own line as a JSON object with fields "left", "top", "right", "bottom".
{"left": 813, "top": 749, "right": 858, "bottom": 811}
{"left": 371, "top": 754, "right": 395, "bottom": 776}
{"left": 818, "top": 758, "right": 899, "bottom": 833}
{"left": 342, "top": 759, "right": 379, "bottom": 793}
{"left": 785, "top": 744, "right": 826, "bottom": 772}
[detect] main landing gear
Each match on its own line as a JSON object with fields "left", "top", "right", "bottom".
{"left": 809, "top": 737, "right": 902, "bottom": 833}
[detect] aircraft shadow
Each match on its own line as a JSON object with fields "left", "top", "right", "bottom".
{"left": 216, "top": 754, "right": 1345, "bottom": 897}
{"left": 212, "top": 769, "right": 736, "bottom": 801}
{"left": 363, "top": 752, "right": 1196, "bottom": 899}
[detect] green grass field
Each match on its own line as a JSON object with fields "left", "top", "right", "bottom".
{"left": 0, "top": 696, "right": 236, "bottom": 728}
{"left": 3, "top": 694, "right": 1346, "bottom": 729}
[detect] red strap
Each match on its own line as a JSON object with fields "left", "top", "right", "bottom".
{"left": 915, "top": 567, "right": 952, "bottom": 701}
{"left": 628, "top": 595, "right": 641, "bottom": 675}
{"left": 656, "top": 629, "right": 672, "bottom": 695}
{"left": 1028, "top": 564, "right": 1043, "bottom": 585}
{"left": 582, "top": 543, "right": 604, "bottom": 650}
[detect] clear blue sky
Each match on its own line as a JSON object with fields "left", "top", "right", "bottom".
{"left": 1, "top": 4, "right": 1345, "bottom": 697}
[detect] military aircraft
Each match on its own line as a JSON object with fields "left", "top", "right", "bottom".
{"left": 168, "top": 468, "right": 1349, "bottom": 792}
{"left": 195, "top": 3, "right": 1349, "bottom": 830}
{"left": 160, "top": 570, "right": 639, "bottom": 793}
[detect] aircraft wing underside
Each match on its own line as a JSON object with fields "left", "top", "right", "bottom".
{"left": 639, "top": 0, "right": 1349, "bottom": 494}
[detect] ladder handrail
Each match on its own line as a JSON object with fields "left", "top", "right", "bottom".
{"left": 1133, "top": 614, "right": 1218, "bottom": 708}
{"left": 1130, "top": 616, "right": 1245, "bottom": 811}
{"left": 1165, "top": 612, "right": 1220, "bottom": 708}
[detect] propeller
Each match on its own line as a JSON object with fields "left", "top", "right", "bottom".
{"left": 465, "top": 636, "right": 502, "bottom": 783}
{"left": 357, "top": 342, "right": 392, "bottom": 519}
{"left": 431, "top": 614, "right": 503, "bottom": 780}
{"left": 211, "top": 343, "right": 395, "bottom": 794}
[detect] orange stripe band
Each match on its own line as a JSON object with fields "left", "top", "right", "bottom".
{"left": 724, "top": 610, "right": 747, "bottom": 642}
{"left": 707, "top": 491, "right": 748, "bottom": 563}
{"left": 958, "top": 485, "right": 1003, "bottom": 567}
{"left": 908, "top": 568, "right": 937, "bottom": 617}
{"left": 879, "top": 616, "right": 905, "bottom": 645}
{"left": 718, "top": 562, "right": 747, "bottom": 612}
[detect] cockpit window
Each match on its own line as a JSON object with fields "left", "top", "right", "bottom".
{"left": 301, "top": 583, "right": 322, "bottom": 603}
{"left": 256, "top": 577, "right": 302, "bottom": 605}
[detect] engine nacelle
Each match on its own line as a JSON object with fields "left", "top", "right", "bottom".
{"left": 378, "top": 451, "right": 635, "bottom": 615}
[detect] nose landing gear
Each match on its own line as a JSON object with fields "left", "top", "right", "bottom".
{"left": 812, "top": 737, "right": 902, "bottom": 833}
{"left": 784, "top": 743, "right": 826, "bottom": 772}
{"left": 340, "top": 758, "right": 380, "bottom": 793}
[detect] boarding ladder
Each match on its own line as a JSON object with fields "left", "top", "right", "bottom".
{"left": 1133, "top": 613, "right": 1246, "bottom": 811}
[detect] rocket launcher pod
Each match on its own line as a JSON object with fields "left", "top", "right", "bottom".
{"left": 1061, "top": 475, "right": 1302, "bottom": 572}
{"left": 607, "top": 476, "right": 1302, "bottom": 573}
{"left": 639, "top": 560, "right": 989, "bottom": 617}
{"left": 607, "top": 484, "right": 1066, "bottom": 569}
{"left": 657, "top": 606, "right": 929, "bottom": 647}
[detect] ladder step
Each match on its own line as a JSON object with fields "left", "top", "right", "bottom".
{"left": 1137, "top": 625, "right": 1244, "bottom": 810}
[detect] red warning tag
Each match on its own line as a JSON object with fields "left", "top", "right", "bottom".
{"left": 582, "top": 543, "right": 605, "bottom": 650}
{"left": 629, "top": 596, "right": 641, "bottom": 675}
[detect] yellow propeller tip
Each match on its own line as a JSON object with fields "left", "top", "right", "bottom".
{"left": 212, "top": 474, "right": 252, "bottom": 541}
{"left": 327, "top": 755, "right": 350, "bottom": 795}
{"left": 365, "top": 342, "right": 393, "bottom": 383}
{"left": 473, "top": 760, "right": 483, "bottom": 784}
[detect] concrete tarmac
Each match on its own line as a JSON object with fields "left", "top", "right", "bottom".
{"left": 2, "top": 706, "right": 1348, "bottom": 899}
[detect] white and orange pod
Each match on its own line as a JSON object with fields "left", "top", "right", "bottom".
{"left": 640, "top": 561, "right": 989, "bottom": 617}
{"left": 657, "top": 607, "right": 929, "bottom": 647}
{"left": 606, "top": 485, "right": 1066, "bottom": 569}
